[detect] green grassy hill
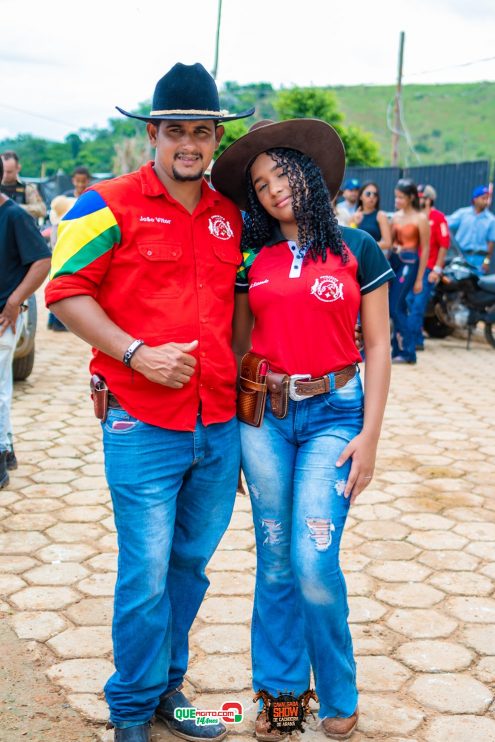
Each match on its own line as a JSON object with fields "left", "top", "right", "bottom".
{"left": 329, "top": 82, "right": 495, "bottom": 166}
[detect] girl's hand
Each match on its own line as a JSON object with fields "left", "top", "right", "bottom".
{"left": 413, "top": 278, "right": 423, "bottom": 294}
{"left": 336, "top": 432, "right": 377, "bottom": 505}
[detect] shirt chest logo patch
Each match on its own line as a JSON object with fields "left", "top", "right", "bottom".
{"left": 208, "top": 215, "right": 234, "bottom": 240}
{"left": 310, "top": 275, "right": 344, "bottom": 303}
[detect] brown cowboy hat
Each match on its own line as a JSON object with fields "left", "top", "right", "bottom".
{"left": 211, "top": 118, "right": 345, "bottom": 210}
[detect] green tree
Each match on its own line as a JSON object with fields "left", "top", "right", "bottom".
{"left": 215, "top": 119, "right": 249, "bottom": 158}
{"left": 274, "top": 87, "right": 381, "bottom": 166}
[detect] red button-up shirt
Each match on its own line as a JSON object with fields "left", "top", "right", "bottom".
{"left": 45, "top": 162, "right": 243, "bottom": 431}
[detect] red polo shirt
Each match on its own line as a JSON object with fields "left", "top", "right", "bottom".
{"left": 426, "top": 208, "right": 450, "bottom": 270}
{"left": 45, "top": 162, "right": 243, "bottom": 431}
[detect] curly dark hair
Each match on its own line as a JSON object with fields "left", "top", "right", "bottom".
{"left": 241, "top": 148, "right": 347, "bottom": 264}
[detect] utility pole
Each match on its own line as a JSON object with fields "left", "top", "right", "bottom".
{"left": 391, "top": 31, "right": 405, "bottom": 167}
{"left": 212, "top": 0, "right": 223, "bottom": 79}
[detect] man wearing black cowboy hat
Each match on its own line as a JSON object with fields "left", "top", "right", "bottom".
{"left": 45, "top": 62, "right": 254, "bottom": 742}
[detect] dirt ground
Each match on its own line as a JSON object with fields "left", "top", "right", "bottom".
{"left": 0, "top": 618, "right": 99, "bottom": 741}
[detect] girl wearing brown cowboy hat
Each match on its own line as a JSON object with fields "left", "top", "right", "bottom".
{"left": 212, "top": 120, "right": 393, "bottom": 740}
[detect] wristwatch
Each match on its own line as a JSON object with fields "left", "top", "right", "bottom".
{"left": 123, "top": 339, "right": 145, "bottom": 367}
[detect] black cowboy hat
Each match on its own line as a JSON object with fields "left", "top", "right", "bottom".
{"left": 211, "top": 119, "right": 345, "bottom": 211}
{"left": 116, "top": 62, "right": 254, "bottom": 123}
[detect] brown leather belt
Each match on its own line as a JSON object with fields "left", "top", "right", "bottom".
{"left": 290, "top": 364, "right": 357, "bottom": 401}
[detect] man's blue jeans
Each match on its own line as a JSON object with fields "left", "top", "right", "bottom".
{"left": 407, "top": 268, "right": 434, "bottom": 348}
{"left": 102, "top": 409, "right": 240, "bottom": 727}
{"left": 240, "top": 373, "right": 364, "bottom": 719}
{"left": 389, "top": 251, "right": 419, "bottom": 362}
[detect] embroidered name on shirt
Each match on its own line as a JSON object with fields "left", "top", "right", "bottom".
{"left": 249, "top": 279, "right": 269, "bottom": 290}
{"left": 208, "top": 215, "right": 234, "bottom": 240}
{"left": 139, "top": 216, "right": 172, "bottom": 224}
{"left": 310, "top": 276, "right": 344, "bottom": 303}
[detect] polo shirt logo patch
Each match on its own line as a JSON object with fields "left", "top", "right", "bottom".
{"left": 310, "top": 276, "right": 344, "bottom": 303}
{"left": 208, "top": 215, "right": 234, "bottom": 240}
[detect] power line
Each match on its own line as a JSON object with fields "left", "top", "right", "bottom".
{"left": 404, "top": 55, "right": 495, "bottom": 79}
{"left": 0, "top": 103, "right": 78, "bottom": 129}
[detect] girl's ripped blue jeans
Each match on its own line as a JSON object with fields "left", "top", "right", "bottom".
{"left": 240, "top": 373, "right": 364, "bottom": 719}
{"left": 101, "top": 410, "right": 240, "bottom": 726}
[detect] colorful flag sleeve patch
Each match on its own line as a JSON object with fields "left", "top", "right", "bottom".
{"left": 50, "top": 190, "right": 121, "bottom": 279}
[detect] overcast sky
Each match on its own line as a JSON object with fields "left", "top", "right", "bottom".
{"left": 2, "top": 0, "right": 494, "bottom": 142}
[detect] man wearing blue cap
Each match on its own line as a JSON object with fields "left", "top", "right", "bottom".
{"left": 335, "top": 178, "right": 360, "bottom": 226}
{"left": 447, "top": 186, "right": 495, "bottom": 273}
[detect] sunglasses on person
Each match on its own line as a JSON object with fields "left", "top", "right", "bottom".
{"left": 363, "top": 190, "right": 378, "bottom": 197}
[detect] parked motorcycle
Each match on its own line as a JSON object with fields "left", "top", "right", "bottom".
{"left": 423, "top": 244, "right": 495, "bottom": 349}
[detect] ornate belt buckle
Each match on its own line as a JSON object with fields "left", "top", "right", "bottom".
{"left": 289, "top": 374, "right": 312, "bottom": 402}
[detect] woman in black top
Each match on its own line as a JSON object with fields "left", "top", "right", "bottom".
{"left": 352, "top": 182, "right": 391, "bottom": 255}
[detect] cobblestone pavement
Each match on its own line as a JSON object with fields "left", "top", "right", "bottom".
{"left": 1, "top": 303, "right": 495, "bottom": 741}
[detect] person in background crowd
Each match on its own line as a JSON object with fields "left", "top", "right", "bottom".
{"left": 408, "top": 184, "right": 450, "bottom": 351}
{"left": 447, "top": 185, "right": 495, "bottom": 274}
{"left": 389, "top": 179, "right": 430, "bottom": 365}
{"left": 46, "top": 196, "right": 76, "bottom": 331}
{"left": 335, "top": 178, "right": 360, "bottom": 226}
{"left": 45, "top": 61, "right": 254, "bottom": 742}
{"left": 0, "top": 150, "right": 47, "bottom": 222}
{"left": 212, "top": 119, "right": 393, "bottom": 741}
{"left": 352, "top": 181, "right": 392, "bottom": 254}
{"left": 0, "top": 156, "right": 51, "bottom": 485}
{"left": 63, "top": 166, "right": 92, "bottom": 198}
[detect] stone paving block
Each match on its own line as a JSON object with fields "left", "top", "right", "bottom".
{"left": 359, "top": 541, "right": 420, "bottom": 560}
{"left": 11, "top": 610, "right": 67, "bottom": 641}
{"left": 357, "top": 693, "right": 424, "bottom": 735}
{"left": 57, "top": 505, "right": 110, "bottom": 523}
{"left": 400, "top": 513, "right": 455, "bottom": 530}
{"left": 424, "top": 715, "right": 495, "bottom": 742}
{"left": 78, "top": 572, "right": 116, "bottom": 597}
{"left": 208, "top": 550, "right": 256, "bottom": 571}
{"left": 351, "top": 624, "right": 400, "bottom": 656}
{"left": 0, "top": 555, "right": 38, "bottom": 573}
{"left": 98, "top": 533, "right": 119, "bottom": 552}
{"left": 345, "top": 573, "right": 375, "bottom": 597}
{"left": 46, "top": 522, "right": 107, "bottom": 543}
{"left": 0, "top": 530, "right": 49, "bottom": 554}
{"left": 465, "top": 542, "right": 495, "bottom": 559}
{"left": 20, "top": 482, "right": 72, "bottom": 498}
{"left": 10, "top": 585, "right": 80, "bottom": 610}
{"left": 192, "top": 625, "right": 250, "bottom": 654}
{"left": 428, "top": 570, "right": 493, "bottom": 596}
{"left": 353, "top": 521, "right": 410, "bottom": 540}
{"left": 67, "top": 693, "right": 109, "bottom": 722}
{"left": 85, "top": 554, "right": 118, "bottom": 572}
{"left": 386, "top": 609, "right": 457, "bottom": 639}
{"left": 0, "top": 574, "right": 27, "bottom": 594}
{"left": 207, "top": 571, "right": 255, "bottom": 596}
{"left": 48, "top": 626, "right": 112, "bottom": 658}
{"left": 187, "top": 654, "right": 251, "bottom": 692}
{"left": 357, "top": 655, "right": 410, "bottom": 691}
{"left": 72, "top": 475, "right": 109, "bottom": 491}
{"left": 26, "top": 562, "right": 90, "bottom": 587}
{"left": 394, "top": 496, "right": 445, "bottom": 513}
{"left": 65, "top": 597, "right": 114, "bottom": 626}
{"left": 408, "top": 673, "right": 493, "bottom": 713}
{"left": 406, "top": 531, "right": 468, "bottom": 550}
{"left": 38, "top": 457, "right": 84, "bottom": 470}
{"left": 397, "top": 640, "right": 473, "bottom": 672}
{"left": 36, "top": 543, "right": 97, "bottom": 563}
{"left": 460, "top": 625, "right": 495, "bottom": 654}
{"left": 218, "top": 530, "right": 255, "bottom": 551}
{"left": 417, "top": 550, "right": 479, "bottom": 572}
{"left": 340, "top": 551, "right": 370, "bottom": 572}
{"left": 444, "top": 506, "right": 495, "bottom": 523}
{"left": 31, "top": 469, "right": 78, "bottom": 484}
{"left": 348, "top": 597, "right": 387, "bottom": 623}
{"left": 454, "top": 522, "right": 495, "bottom": 541}
{"left": 367, "top": 560, "right": 431, "bottom": 583}
{"left": 64, "top": 490, "right": 110, "bottom": 505}
{"left": 100, "top": 515, "right": 117, "bottom": 531}
{"left": 10, "top": 497, "right": 63, "bottom": 513}
{"left": 475, "top": 657, "right": 495, "bottom": 683}
{"left": 2, "top": 512, "right": 57, "bottom": 531}
{"left": 46, "top": 658, "right": 115, "bottom": 693}
{"left": 481, "top": 563, "right": 495, "bottom": 579}
{"left": 376, "top": 583, "right": 444, "bottom": 608}
{"left": 197, "top": 597, "right": 252, "bottom": 624}
{"left": 350, "top": 504, "right": 400, "bottom": 521}
{"left": 446, "top": 596, "right": 495, "bottom": 623}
